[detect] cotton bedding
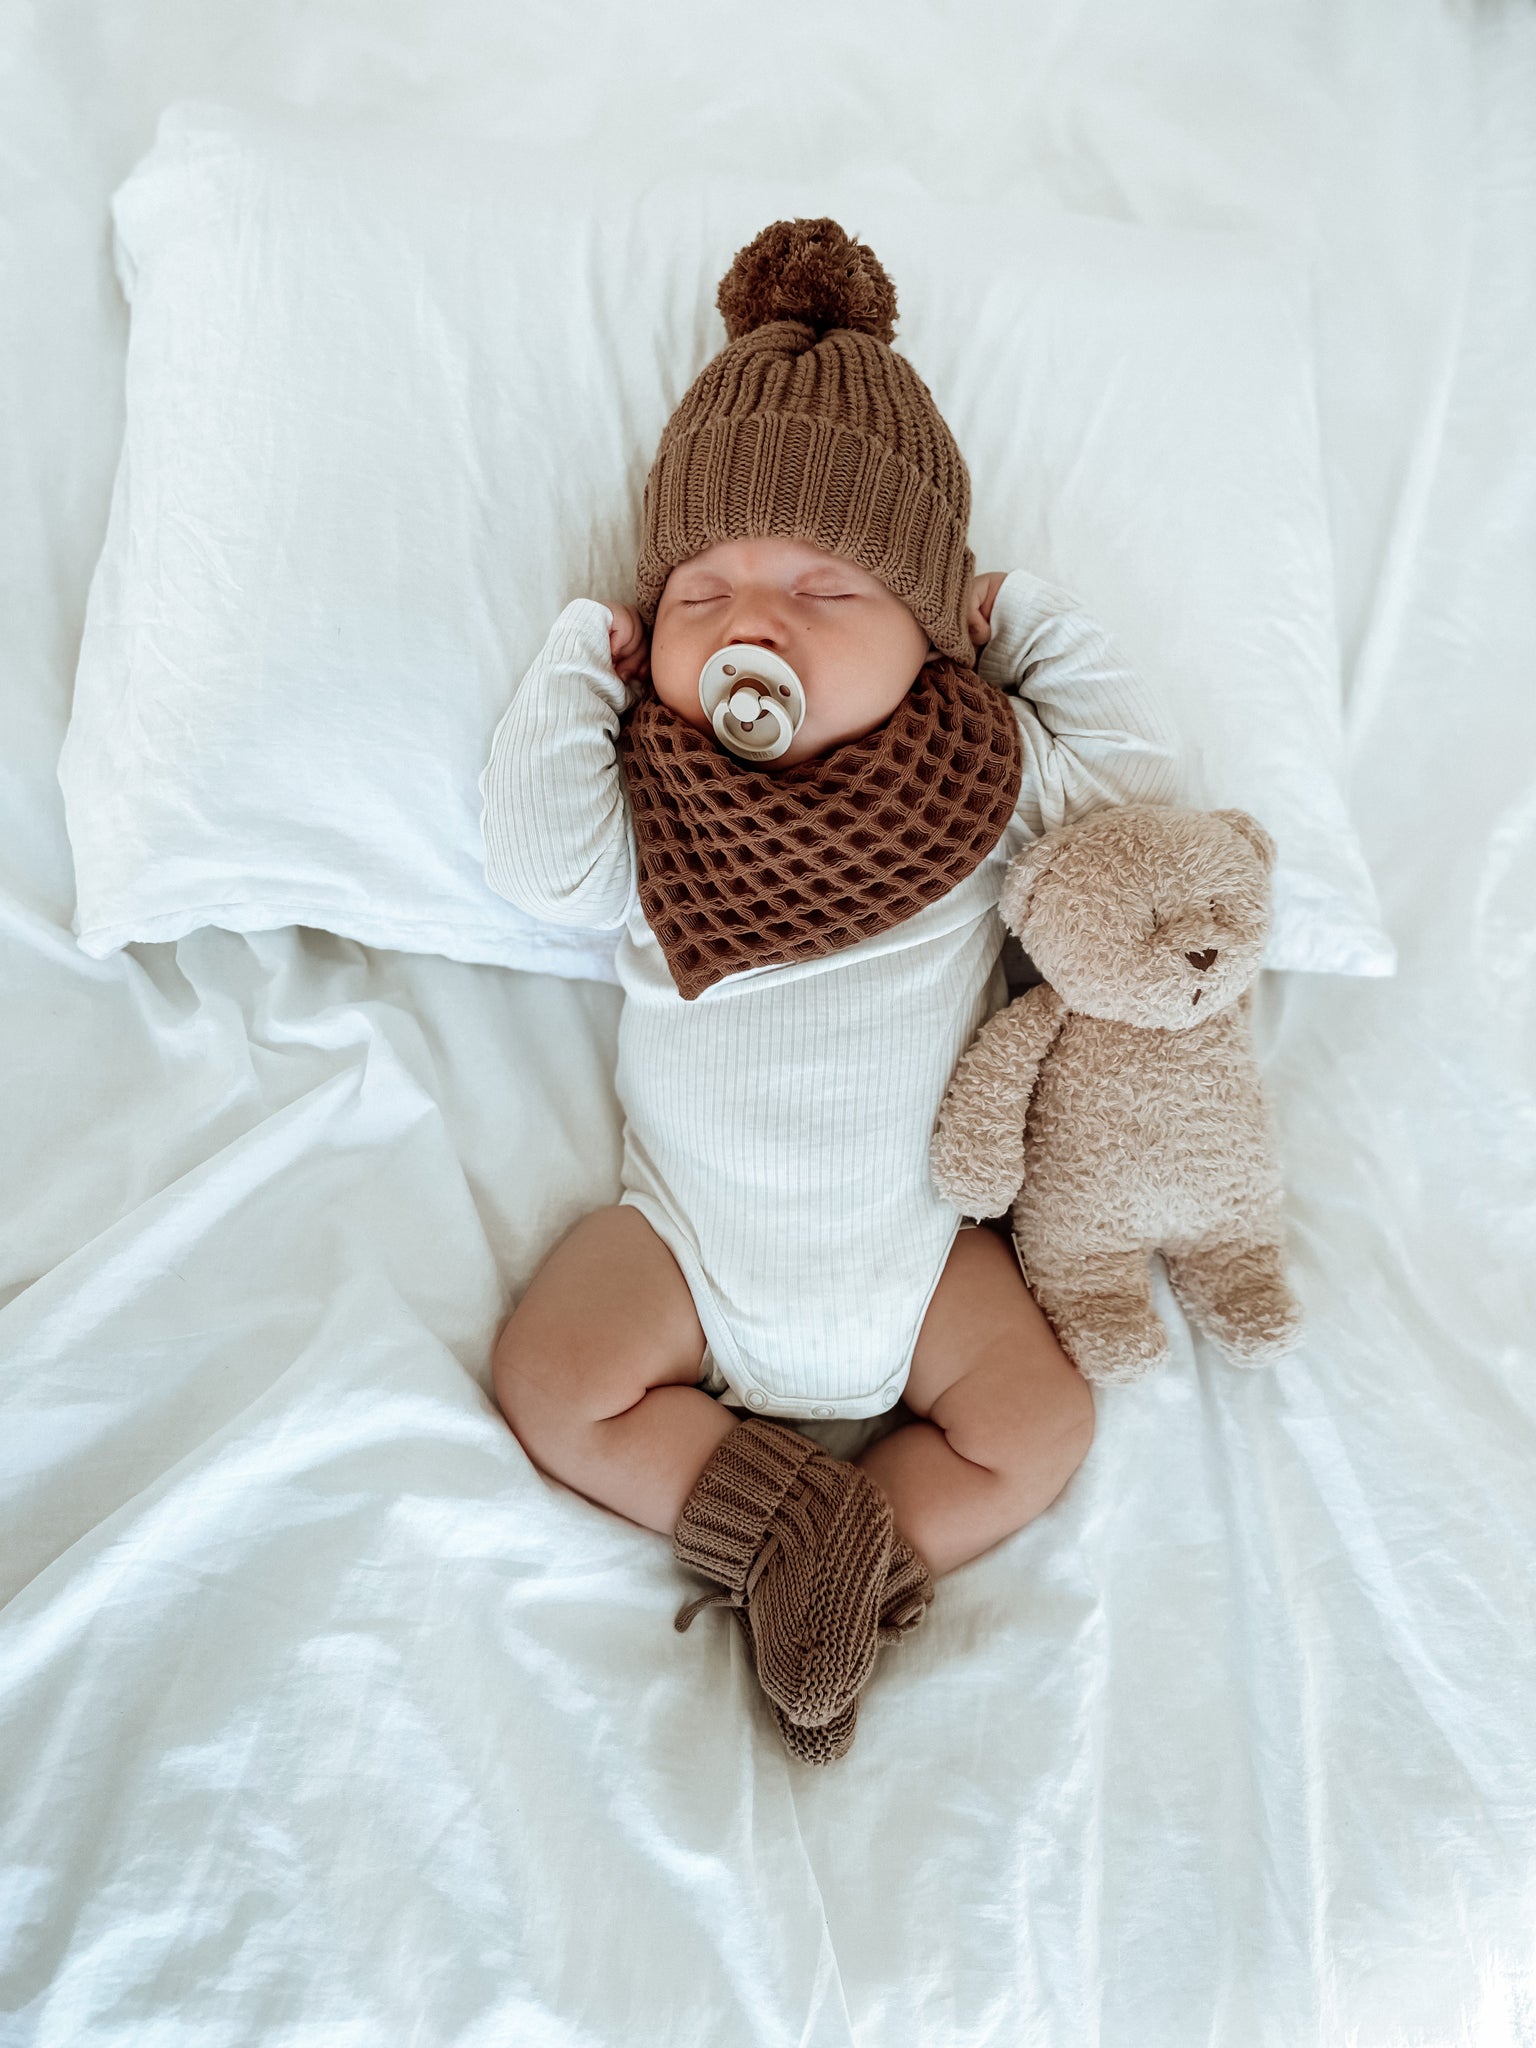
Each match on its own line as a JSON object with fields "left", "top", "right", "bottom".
{"left": 3, "top": 6, "right": 1535, "bottom": 2047}
{"left": 59, "top": 102, "right": 1389, "bottom": 978}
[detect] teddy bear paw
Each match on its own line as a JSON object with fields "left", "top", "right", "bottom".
{"left": 1168, "top": 1242, "right": 1302, "bottom": 1366}
{"left": 1050, "top": 1294, "right": 1171, "bottom": 1385}
{"left": 928, "top": 1139, "right": 1022, "bottom": 1220}
{"left": 1203, "top": 1287, "right": 1303, "bottom": 1367}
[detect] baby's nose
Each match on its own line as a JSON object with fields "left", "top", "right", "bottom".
{"left": 1186, "top": 948, "right": 1218, "bottom": 971}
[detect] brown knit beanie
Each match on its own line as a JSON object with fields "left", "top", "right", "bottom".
{"left": 634, "top": 217, "right": 978, "bottom": 669}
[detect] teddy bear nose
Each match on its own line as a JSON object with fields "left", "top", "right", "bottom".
{"left": 1186, "top": 948, "right": 1218, "bottom": 971}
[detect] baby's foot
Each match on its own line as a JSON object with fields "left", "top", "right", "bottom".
{"left": 731, "top": 1539, "right": 933, "bottom": 1765}
{"left": 729, "top": 1605, "right": 860, "bottom": 1765}
{"left": 743, "top": 1451, "right": 894, "bottom": 1727}
{"left": 673, "top": 1421, "right": 933, "bottom": 1744}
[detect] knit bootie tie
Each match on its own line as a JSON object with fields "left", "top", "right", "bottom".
{"left": 728, "top": 1534, "right": 937, "bottom": 1765}
{"left": 673, "top": 1418, "right": 896, "bottom": 1729}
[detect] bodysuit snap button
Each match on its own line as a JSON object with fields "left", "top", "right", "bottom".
{"left": 746, "top": 1390, "right": 767, "bottom": 1408}
{"left": 812, "top": 1406, "right": 834, "bottom": 1418}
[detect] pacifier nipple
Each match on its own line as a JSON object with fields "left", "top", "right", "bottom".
{"left": 698, "top": 646, "right": 806, "bottom": 763}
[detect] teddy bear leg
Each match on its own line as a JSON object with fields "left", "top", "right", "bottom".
{"left": 1164, "top": 1237, "right": 1301, "bottom": 1366}
{"left": 1019, "top": 1241, "right": 1170, "bottom": 1385}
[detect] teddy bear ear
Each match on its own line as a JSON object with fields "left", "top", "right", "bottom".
{"left": 999, "top": 830, "right": 1061, "bottom": 935}
{"left": 1214, "top": 809, "right": 1277, "bottom": 874}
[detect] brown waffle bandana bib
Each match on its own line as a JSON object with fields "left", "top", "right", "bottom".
{"left": 619, "top": 663, "right": 1022, "bottom": 1001}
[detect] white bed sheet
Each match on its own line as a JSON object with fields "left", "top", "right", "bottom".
{"left": 2, "top": 4, "right": 1534, "bottom": 2044}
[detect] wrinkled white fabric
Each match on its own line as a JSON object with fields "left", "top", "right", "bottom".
{"left": 54, "top": 100, "right": 1390, "bottom": 978}
{"left": 2, "top": 5, "right": 1534, "bottom": 2047}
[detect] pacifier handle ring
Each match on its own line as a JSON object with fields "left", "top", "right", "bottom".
{"left": 710, "top": 693, "right": 791, "bottom": 759}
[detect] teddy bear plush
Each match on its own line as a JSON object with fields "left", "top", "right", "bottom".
{"left": 930, "top": 803, "right": 1301, "bottom": 1382}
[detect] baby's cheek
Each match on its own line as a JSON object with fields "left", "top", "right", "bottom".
{"left": 649, "top": 658, "right": 713, "bottom": 732}
{"left": 646, "top": 620, "right": 690, "bottom": 701}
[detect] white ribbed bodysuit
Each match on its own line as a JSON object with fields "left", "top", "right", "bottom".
{"left": 481, "top": 570, "right": 1181, "bottom": 1420}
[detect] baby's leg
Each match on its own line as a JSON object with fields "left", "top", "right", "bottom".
{"left": 491, "top": 1206, "right": 736, "bottom": 1536}
{"left": 854, "top": 1227, "right": 1094, "bottom": 1579}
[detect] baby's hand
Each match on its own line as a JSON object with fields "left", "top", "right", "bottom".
{"left": 606, "top": 603, "right": 652, "bottom": 686}
{"left": 967, "top": 572, "right": 1009, "bottom": 650}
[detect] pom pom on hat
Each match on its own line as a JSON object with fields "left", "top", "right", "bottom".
{"left": 635, "top": 213, "right": 977, "bottom": 664}
{"left": 716, "top": 217, "right": 898, "bottom": 346}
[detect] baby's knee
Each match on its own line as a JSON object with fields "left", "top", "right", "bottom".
{"left": 491, "top": 1305, "right": 590, "bottom": 1451}
{"left": 490, "top": 1311, "right": 535, "bottom": 1435}
{"left": 1054, "top": 1366, "right": 1096, "bottom": 1476}
{"left": 986, "top": 1346, "right": 1095, "bottom": 1508}
{"left": 489, "top": 1296, "right": 658, "bottom": 1454}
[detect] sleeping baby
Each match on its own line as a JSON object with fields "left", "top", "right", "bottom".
{"left": 481, "top": 219, "right": 1180, "bottom": 1764}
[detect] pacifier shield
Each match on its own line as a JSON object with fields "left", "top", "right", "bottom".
{"left": 698, "top": 645, "right": 806, "bottom": 762}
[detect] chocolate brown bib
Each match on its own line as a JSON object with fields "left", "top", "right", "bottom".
{"left": 617, "top": 657, "right": 1023, "bottom": 1000}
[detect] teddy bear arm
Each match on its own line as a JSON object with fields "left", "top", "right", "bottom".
{"left": 929, "top": 984, "right": 1067, "bottom": 1216}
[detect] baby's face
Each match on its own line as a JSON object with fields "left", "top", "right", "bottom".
{"left": 649, "top": 536, "right": 932, "bottom": 767}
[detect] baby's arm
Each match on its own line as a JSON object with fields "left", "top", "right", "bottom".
{"left": 979, "top": 570, "right": 1183, "bottom": 839}
{"left": 479, "top": 600, "right": 638, "bottom": 927}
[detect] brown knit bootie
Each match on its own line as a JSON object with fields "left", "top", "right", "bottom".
{"left": 727, "top": 1606, "right": 860, "bottom": 1765}
{"left": 878, "top": 1535, "right": 936, "bottom": 1642}
{"left": 728, "top": 1534, "right": 937, "bottom": 1765}
{"left": 673, "top": 1418, "right": 897, "bottom": 1729}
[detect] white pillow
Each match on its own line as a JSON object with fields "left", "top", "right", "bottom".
{"left": 61, "top": 101, "right": 1393, "bottom": 979}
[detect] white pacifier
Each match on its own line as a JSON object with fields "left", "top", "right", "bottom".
{"left": 698, "top": 645, "right": 806, "bottom": 763}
